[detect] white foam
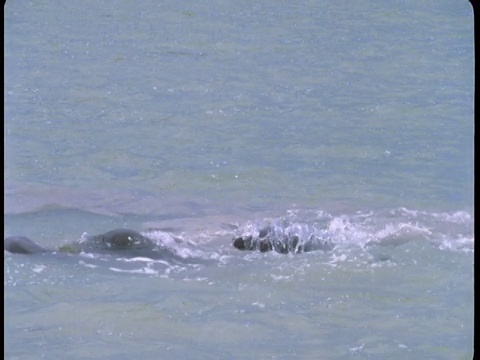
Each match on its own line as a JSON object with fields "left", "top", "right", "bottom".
{"left": 32, "top": 264, "right": 46, "bottom": 273}
{"left": 109, "top": 266, "right": 159, "bottom": 275}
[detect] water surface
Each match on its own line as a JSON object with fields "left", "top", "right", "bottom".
{"left": 4, "top": 0, "right": 474, "bottom": 359}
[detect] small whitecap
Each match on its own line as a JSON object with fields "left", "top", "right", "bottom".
{"left": 252, "top": 302, "right": 266, "bottom": 309}
{"left": 32, "top": 264, "right": 46, "bottom": 273}
{"left": 349, "top": 343, "right": 365, "bottom": 353}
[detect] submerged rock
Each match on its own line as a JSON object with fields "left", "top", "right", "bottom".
{"left": 4, "top": 229, "right": 173, "bottom": 259}
{"left": 4, "top": 236, "right": 51, "bottom": 254}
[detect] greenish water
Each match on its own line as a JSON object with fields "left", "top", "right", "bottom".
{"left": 4, "top": 0, "right": 474, "bottom": 358}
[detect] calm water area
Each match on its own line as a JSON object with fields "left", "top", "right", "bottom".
{"left": 4, "top": 0, "right": 474, "bottom": 359}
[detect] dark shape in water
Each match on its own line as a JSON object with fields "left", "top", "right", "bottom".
{"left": 5, "top": 226, "right": 335, "bottom": 260}
{"left": 4, "top": 229, "right": 187, "bottom": 262}
{"left": 81, "top": 229, "right": 158, "bottom": 252}
{"left": 4, "top": 236, "right": 51, "bottom": 254}
{"left": 232, "top": 226, "right": 335, "bottom": 254}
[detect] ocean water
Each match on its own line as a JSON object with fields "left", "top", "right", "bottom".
{"left": 4, "top": 0, "right": 474, "bottom": 359}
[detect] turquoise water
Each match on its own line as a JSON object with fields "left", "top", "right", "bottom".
{"left": 4, "top": 0, "right": 474, "bottom": 359}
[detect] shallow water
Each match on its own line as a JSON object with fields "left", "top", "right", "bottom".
{"left": 4, "top": 0, "right": 474, "bottom": 359}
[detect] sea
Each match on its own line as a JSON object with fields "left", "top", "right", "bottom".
{"left": 4, "top": 0, "right": 474, "bottom": 359}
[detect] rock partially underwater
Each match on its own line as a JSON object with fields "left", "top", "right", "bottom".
{"left": 232, "top": 225, "right": 335, "bottom": 254}
{"left": 4, "top": 236, "right": 51, "bottom": 254}
{"left": 4, "top": 229, "right": 190, "bottom": 262}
